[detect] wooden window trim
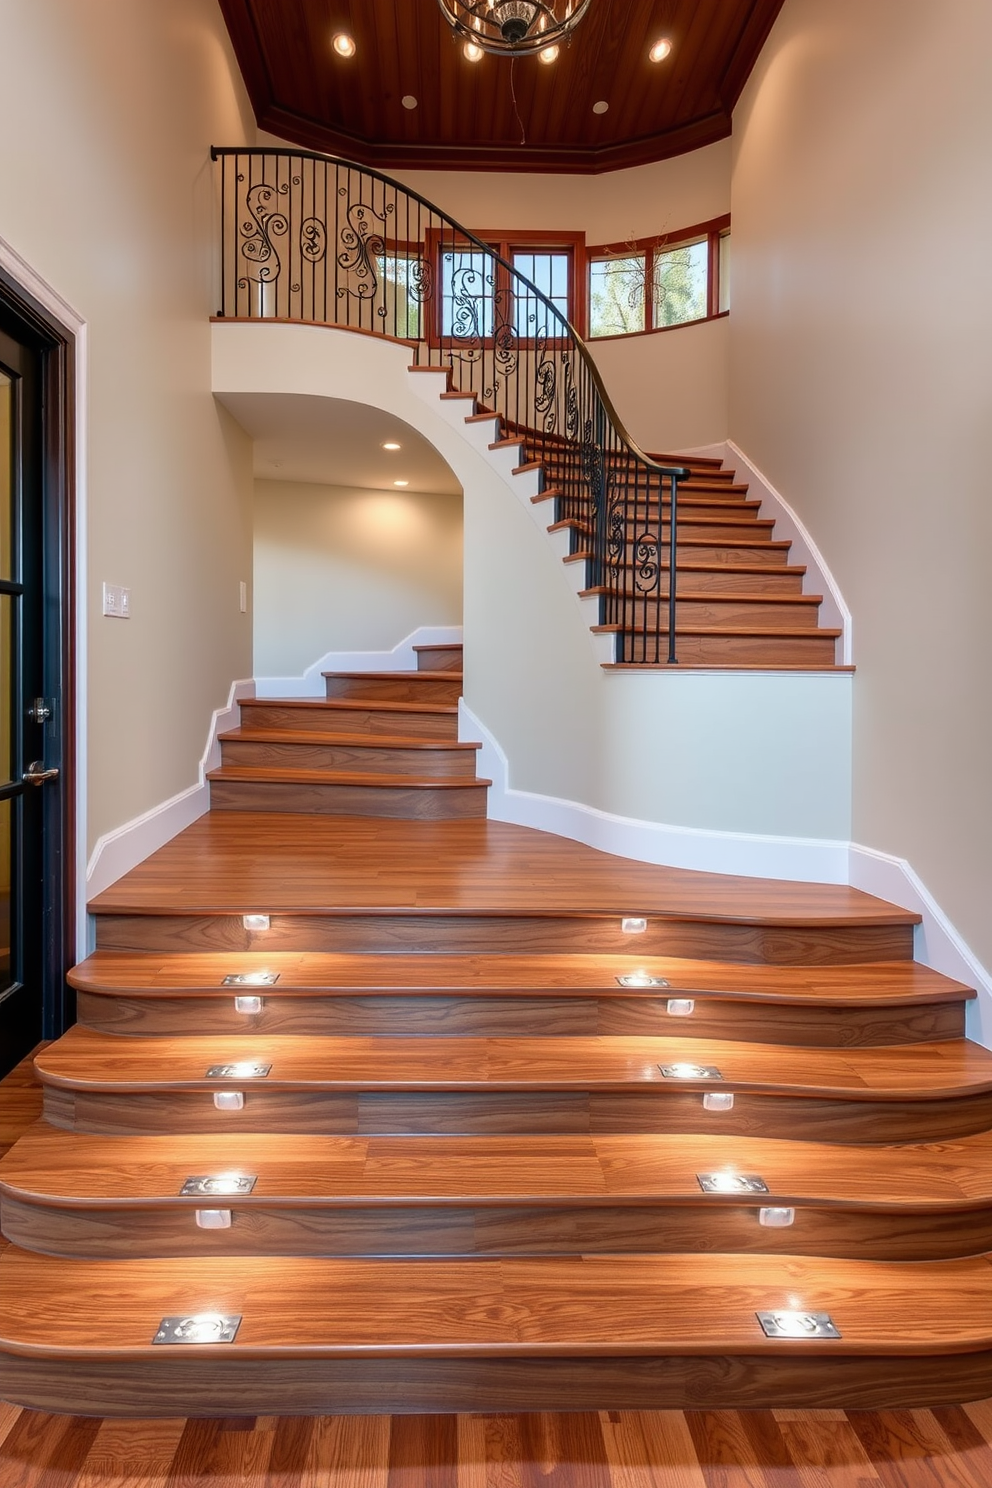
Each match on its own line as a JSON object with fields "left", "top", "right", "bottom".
{"left": 424, "top": 228, "right": 586, "bottom": 348}
{"left": 587, "top": 214, "right": 731, "bottom": 339}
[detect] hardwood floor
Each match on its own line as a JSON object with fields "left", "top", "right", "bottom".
{"left": 6, "top": 1397, "right": 992, "bottom": 1486}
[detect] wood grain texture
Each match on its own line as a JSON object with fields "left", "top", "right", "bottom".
{"left": 207, "top": 772, "right": 490, "bottom": 821}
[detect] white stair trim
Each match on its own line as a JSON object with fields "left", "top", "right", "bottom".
{"left": 254, "top": 625, "right": 464, "bottom": 699}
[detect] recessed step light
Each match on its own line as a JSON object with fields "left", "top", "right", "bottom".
{"left": 153, "top": 1314, "right": 242, "bottom": 1345}
{"left": 666, "top": 998, "right": 694, "bottom": 1017}
{"left": 233, "top": 995, "right": 263, "bottom": 1015}
{"left": 621, "top": 917, "right": 647, "bottom": 934}
{"left": 213, "top": 1091, "right": 245, "bottom": 1111}
{"left": 660, "top": 1062, "right": 722, "bottom": 1080}
{"left": 703, "top": 1091, "right": 735, "bottom": 1111}
{"left": 222, "top": 972, "right": 279, "bottom": 987}
{"left": 697, "top": 1172, "right": 769, "bottom": 1195}
{"left": 615, "top": 973, "right": 669, "bottom": 988}
{"left": 759, "top": 1207, "right": 796, "bottom": 1228}
{"left": 206, "top": 1062, "right": 271, "bottom": 1079}
{"left": 195, "top": 1209, "right": 233, "bottom": 1229}
{"left": 242, "top": 915, "right": 270, "bottom": 932}
{"left": 756, "top": 1310, "right": 840, "bottom": 1340}
{"left": 181, "top": 1174, "right": 257, "bottom": 1196}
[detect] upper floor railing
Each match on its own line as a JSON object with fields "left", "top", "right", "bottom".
{"left": 212, "top": 147, "right": 689, "bottom": 664}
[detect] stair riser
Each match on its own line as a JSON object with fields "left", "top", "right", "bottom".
{"left": 6, "top": 1350, "right": 992, "bottom": 1418}
{"left": 43, "top": 1086, "right": 992, "bottom": 1143}
{"left": 571, "top": 522, "right": 776, "bottom": 543}
{"left": 92, "top": 913, "right": 915, "bottom": 964}
{"left": 597, "top": 600, "right": 821, "bottom": 629}
{"left": 209, "top": 779, "right": 488, "bottom": 821}
{"left": 75, "top": 991, "right": 965, "bottom": 1048}
{"left": 239, "top": 704, "right": 457, "bottom": 740}
{"left": 220, "top": 741, "right": 478, "bottom": 777}
{"left": 6, "top": 1195, "right": 987, "bottom": 1264}
{"left": 415, "top": 648, "right": 463, "bottom": 672}
{"left": 324, "top": 676, "right": 462, "bottom": 704}
{"left": 605, "top": 570, "right": 807, "bottom": 596}
{"left": 620, "top": 635, "right": 839, "bottom": 666}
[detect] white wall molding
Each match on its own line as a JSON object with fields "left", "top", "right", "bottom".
{"left": 85, "top": 678, "right": 255, "bottom": 902}
{"left": 254, "top": 625, "right": 463, "bottom": 700}
{"left": 0, "top": 233, "right": 90, "bottom": 958}
{"left": 460, "top": 699, "right": 850, "bottom": 884}
{"left": 680, "top": 439, "right": 853, "bottom": 664}
{"left": 848, "top": 843, "right": 992, "bottom": 1043}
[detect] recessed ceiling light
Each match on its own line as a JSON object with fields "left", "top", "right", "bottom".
{"left": 592, "top": 100, "right": 609, "bottom": 114}
{"left": 401, "top": 95, "right": 418, "bottom": 110}
{"left": 382, "top": 441, "right": 401, "bottom": 450}
{"left": 394, "top": 480, "right": 409, "bottom": 487}
{"left": 649, "top": 37, "right": 673, "bottom": 63}
{"left": 464, "top": 41, "right": 484, "bottom": 62}
{"left": 332, "top": 32, "right": 356, "bottom": 58}
{"left": 538, "top": 45, "right": 559, "bottom": 64}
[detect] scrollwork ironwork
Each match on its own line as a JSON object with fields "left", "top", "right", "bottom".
{"left": 238, "top": 182, "right": 289, "bottom": 286}
{"left": 337, "top": 201, "right": 393, "bottom": 301}
{"left": 633, "top": 531, "right": 661, "bottom": 594}
{"left": 534, "top": 329, "right": 557, "bottom": 433}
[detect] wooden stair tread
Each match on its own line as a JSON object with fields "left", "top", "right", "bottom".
{"left": 67, "top": 952, "right": 971, "bottom": 1004}
{"left": 321, "top": 671, "right": 461, "bottom": 683}
{"left": 604, "top": 663, "right": 857, "bottom": 673}
{"left": 219, "top": 728, "right": 480, "bottom": 750}
{"left": 566, "top": 553, "right": 808, "bottom": 575}
{"left": 207, "top": 766, "right": 490, "bottom": 790}
{"left": 7, "top": 1123, "right": 992, "bottom": 1208}
{"left": 239, "top": 697, "right": 458, "bottom": 717}
{"left": 580, "top": 588, "right": 823, "bottom": 605}
{"left": 593, "top": 625, "right": 843, "bottom": 639}
{"left": 35, "top": 1027, "right": 992, "bottom": 1099}
{"left": 85, "top": 815, "right": 919, "bottom": 924}
{"left": 5, "top": 1247, "right": 992, "bottom": 1357}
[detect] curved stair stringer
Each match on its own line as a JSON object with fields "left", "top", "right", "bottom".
{"left": 212, "top": 320, "right": 853, "bottom": 885}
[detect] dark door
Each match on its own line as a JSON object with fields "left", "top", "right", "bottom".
{"left": 0, "top": 296, "right": 72, "bottom": 1077}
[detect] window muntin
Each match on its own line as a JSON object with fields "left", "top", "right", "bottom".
{"left": 589, "top": 255, "right": 646, "bottom": 337}
{"left": 512, "top": 251, "right": 571, "bottom": 336}
{"left": 652, "top": 237, "right": 708, "bottom": 328}
{"left": 441, "top": 248, "right": 496, "bottom": 340}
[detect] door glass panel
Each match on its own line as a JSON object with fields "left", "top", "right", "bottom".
{"left": 0, "top": 373, "right": 11, "bottom": 579}
{"left": 0, "top": 593, "right": 11, "bottom": 787}
{"left": 0, "top": 796, "right": 13, "bottom": 995}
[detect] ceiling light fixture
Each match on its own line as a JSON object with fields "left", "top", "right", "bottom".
{"left": 394, "top": 480, "right": 409, "bottom": 487}
{"left": 538, "top": 44, "right": 559, "bottom": 64}
{"left": 438, "top": 0, "right": 594, "bottom": 58}
{"left": 332, "top": 32, "right": 356, "bottom": 58}
{"left": 382, "top": 442, "right": 401, "bottom": 450}
{"left": 401, "top": 95, "right": 418, "bottom": 110}
{"left": 649, "top": 37, "right": 673, "bottom": 63}
{"left": 592, "top": 99, "right": 609, "bottom": 114}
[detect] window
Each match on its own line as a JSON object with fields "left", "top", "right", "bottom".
{"left": 427, "top": 231, "right": 585, "bottom": 344}
{"left": 588, "top": 216, "right": 730, "bottom": 339}
{"left": 378, "top": 252, "right": 426, "bottom": 340}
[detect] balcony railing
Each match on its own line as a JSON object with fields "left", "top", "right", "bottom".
{"left": 212, "top": 147, "right": 689, "bottom": 664}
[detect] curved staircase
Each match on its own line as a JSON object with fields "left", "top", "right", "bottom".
{"left": 4, "top": 651, "right": 992, "bottom": 1416}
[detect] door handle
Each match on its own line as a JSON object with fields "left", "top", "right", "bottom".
{"left": 23, "top": 761, "right": 59, "bottom": 786}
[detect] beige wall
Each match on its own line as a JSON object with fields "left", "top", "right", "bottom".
{"left": 730, "top": 0, "right": 992, "bottom": 966}
{"left": 254, "top": 479, "right": 463, "bottom": 676}
{"left": 0, "top": 0, "right": 256, "bottom": 853}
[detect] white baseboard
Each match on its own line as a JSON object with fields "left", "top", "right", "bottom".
{"left": 681, "top": 440, "right": 853, "bottom": 665}
{"left": 848, "top": 843, "right": 992, "bottom": 1041}
{"left": 459, "top": 700, "right": 849, "bottom": 884}
{"left": 85, "top": 678, "right": 255, "bottom": 901}
{"left": 254, "top": 626, "right": 464, "bottom": 699}
{"left": 461, "top": 700, "right": 992, "bottom": 1042}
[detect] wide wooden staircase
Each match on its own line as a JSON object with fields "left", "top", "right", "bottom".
{"left": 4, "top": 646, "right": 992, "bottom": 1415}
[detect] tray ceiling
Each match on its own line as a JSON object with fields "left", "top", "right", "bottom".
{"left": 219, "top": 0, "right": 786, "bottom": 173}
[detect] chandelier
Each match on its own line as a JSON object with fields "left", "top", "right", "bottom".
{"left": 437, "top": 0, "right": 594, "bottom": 57}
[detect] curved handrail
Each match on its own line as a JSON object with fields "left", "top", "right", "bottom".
{"left": 212, "top": 145, "right": 691, "bottom": 662}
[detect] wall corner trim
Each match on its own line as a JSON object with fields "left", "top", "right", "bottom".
{"left": 254, "top": 625, "right": 463, "bottom": 699}
{"left": 85, "top": 678, "right": 255, "bottom": 901}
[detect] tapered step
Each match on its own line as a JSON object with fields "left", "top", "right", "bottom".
{"left": 207, "top": 766, "right": 490, "bottom": 821}
{"left": 8, "top": 1124, "right": 992, "bottom": 1262}
{"left": 219, "top": 728, "right": 480, "bottom": 777}
{"left": 5, "top": 1248, "right": 992, "bottom": 1414}
{"left": 238, "top": 697, "right": 458, "bottom": 740}
{"left": 583, "top": 593, "right": 823, "bottom": 629}
{"left": 323, "top": 672, "right": 462, "bottom": 705}
{"left": 535, "top": 491, "right": 761, "bottom": 517}
{"left": 602, "top": 627, "right": 841, "bottom": 667}
{"left": 34, "top": 1028, "right": 992, "bottom": 1141}
{"left": 567, "top": 550, "right": 802, "bottom": 581}
{"left": 68, "top": 952, "right": 971, "bottom": 1046}
{"left": 551, "top": 516, "right": 777, "bottom": 543}
{"left": 413, "top": 644, "right": 463, "bottom": 672}
{"left": 86, "top": 814, "right": 918, "bottom": 962}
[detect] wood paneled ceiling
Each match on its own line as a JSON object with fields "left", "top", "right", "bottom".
{"left": 218, "top": 0, "right": 787, "bottom": 173}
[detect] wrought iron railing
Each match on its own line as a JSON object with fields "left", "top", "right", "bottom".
{"left": 212, "top": 147, "right": 689, "bottom": 663}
